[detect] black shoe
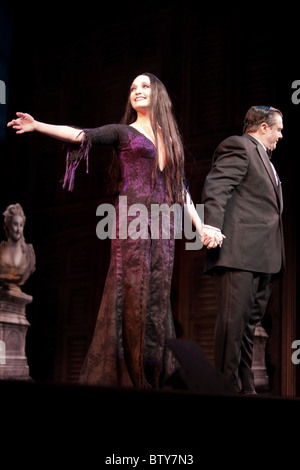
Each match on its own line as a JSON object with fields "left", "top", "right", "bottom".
{"left": 243, "top": 390, "right": 258, "bottom": 396}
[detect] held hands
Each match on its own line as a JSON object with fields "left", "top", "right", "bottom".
{"left": 7, "top": 112, "right": 36, "bottom": 134}
{"left": 201, "top": 225, "right": 225, "bottom": 249}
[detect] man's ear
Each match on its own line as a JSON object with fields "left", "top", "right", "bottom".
{"left": 260, "top": 122, "right": 269, "bottom": 134}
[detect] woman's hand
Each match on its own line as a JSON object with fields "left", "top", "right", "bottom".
{"left": 7, "top": 113, "right": 83, "bottom": 142}
{"left": 7, "top": 112, "right": 36, "bottom": 134}
{"left": 201, "top": 225, "right": 225, "bottom": 249}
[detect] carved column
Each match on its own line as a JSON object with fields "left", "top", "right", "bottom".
{"left": 0, "top": 287, "right": 32, "bottom": 380}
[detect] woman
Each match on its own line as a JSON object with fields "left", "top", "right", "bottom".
{"left": 8, "top": 73, "right": 224, "bottom": 389}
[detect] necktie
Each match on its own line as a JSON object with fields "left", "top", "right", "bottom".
{"left": 266, "top": 149, "right": 279, "bottom": 185}
{"left": 266, "top": 148, "right": 272, "bottom": 159}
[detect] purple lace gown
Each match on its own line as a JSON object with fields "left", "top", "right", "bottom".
{"left": 69, "top": 124, "right": 179, "bottom": 389}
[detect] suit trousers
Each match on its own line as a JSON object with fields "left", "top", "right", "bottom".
{"left": 213, "top": 268, "right": 273, "bottom": 392}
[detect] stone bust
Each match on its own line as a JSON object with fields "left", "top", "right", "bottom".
{"left": 0, "top": 203, "right": 36, "bottom": 293}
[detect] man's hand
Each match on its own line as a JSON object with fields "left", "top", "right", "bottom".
{"left": 201, "top": 225, "right": 225, "bottom": 249}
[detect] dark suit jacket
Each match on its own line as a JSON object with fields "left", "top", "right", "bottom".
{"left": 202, "top": 133, "right": 284, "bottom": 274}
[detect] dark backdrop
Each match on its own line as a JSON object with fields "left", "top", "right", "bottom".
{"left": 0, "top": 2, "right": 297, "bottom": 395}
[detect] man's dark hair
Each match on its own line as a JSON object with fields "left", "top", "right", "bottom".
{"left": 243, "top": 106, "right": 283, "bottom": 133}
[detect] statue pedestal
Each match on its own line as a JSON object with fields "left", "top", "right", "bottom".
{"left": 252, "top": 321, "right": 269, "bottom": 391}
{"left": 0, "top": 287, "right": 32, "bottom": 380}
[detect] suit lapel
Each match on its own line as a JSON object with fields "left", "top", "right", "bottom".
{"left": 244, "top": 134, "right": 283, "bottom": 212}
{"left": 257, "top": 146, "right": 284, "bottom": 213}
{"left": 257, "top": 145, "right": 278, "bottom": 188}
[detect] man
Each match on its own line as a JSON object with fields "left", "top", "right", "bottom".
{"left": 201, "top": 106, "right": 284, "bottom": 394}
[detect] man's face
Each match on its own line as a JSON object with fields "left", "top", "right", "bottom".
{"left": 262, "top": 114, "right": 283, "bottom": 151}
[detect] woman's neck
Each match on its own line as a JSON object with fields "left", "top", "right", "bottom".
{"left": 131, "top": 114, "right": 156, "bottom": 145}
{"left": 134, "top": 113, "right": 152, "bottom": 129}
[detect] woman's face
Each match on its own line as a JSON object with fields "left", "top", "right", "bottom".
{"left": 7, "top": 215, "right": 24, "bottom": 242}
{"left": 130, "top": 75, "right": 151, "bottom": 113}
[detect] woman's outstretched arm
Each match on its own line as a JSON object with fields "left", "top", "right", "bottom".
{"left": 7, "top": 112, "right": 83, "bottom": 143}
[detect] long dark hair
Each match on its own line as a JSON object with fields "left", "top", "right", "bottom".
{"left": 110, "top": 73, "right": 185, "bottom": 204}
